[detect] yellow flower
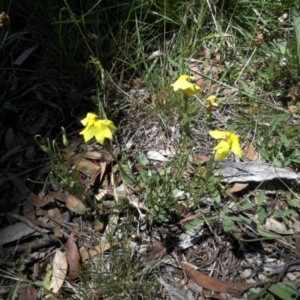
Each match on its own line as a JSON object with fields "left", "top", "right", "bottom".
{"left": 209, "top": 130, "right": 243, "bottom": 160}
{"left": 79, "top": 113, "right": 116, "bottom": 145}
{"left": 170, "top": 75, "right": 200, "bottom": 96}
{"left": 206, "top": 95, "right": 218, "bottom": 113}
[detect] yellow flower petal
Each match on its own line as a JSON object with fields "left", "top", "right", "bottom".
{"left": 229, "top": 134, "right": 243, "bottom": 157}
{"left": 79, "top": 126, "right": 97, "bottom": 142}
{"left": 80, "top": 113, "right": 98, "bottom": 126}
{"left": 206, "top": 95, "right": 218, "bottom": 107}
{"left": 209, "top": 130, "right": 231, "bottom": 140}
{"left": 170, "top": 75, "right": 200, "bottom": 96}
{"left": 79, "top": 113, "right": 116, "bottom": 145}
{"left": 94, "top": 120, "right": 116, "bottom": 144}
{"left": 213, "top": 140, "right": 231, "bottom": 161}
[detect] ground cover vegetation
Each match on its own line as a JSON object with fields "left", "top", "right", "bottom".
{"left": 1, "top": 0, "right": 300, "bottom": 299}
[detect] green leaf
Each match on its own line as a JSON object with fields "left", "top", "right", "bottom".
{"left": 137, "top": 154, "right": 149, "bottom": 166}
{"left": 276, "top": 282, "right": 300, "bottom": 296}
{"left": 3, "top": 102, "right": 17, "bottom": 112}
{"left": 241, "top": 202, "right": 256, "bottom": 211}
{"left": 119, "top": 163, "right": 135, "bottom": 185}
{"left": 270, "top": 114, "right": 287, "bottom": 133}
{"left": 283, "top": 158, "right": 291, "bottom": 166}
{"left": 283, "top": 217, "right": 290, "bottom": 226}
{"left": 268, "top": 284, "right": 292, "bottom": 300}
{"left": 183, "top": 215, "right": 218, "bottom": 231}
{"left": 287, "top": 198, "right": 300, "bottom": 208}
{"left": 280, "top": 133, "right": 292, "bottom": 148}
{"left": 257, "top": 206, "right": 266, "bottom": 224}
{"left": 273, "top": 156, "right": 283, "bottom": 167}
{"left": 283, "top": 209, "right": 294, "bottom": 217}
{"left": 16, "top": 263, "right": 26, "bottom": 272}
{"left": 212, "top": 189, "right": 221, "bottom": 204}
{"left": 277, "top": 40, "right": 287, "bottom": 55}
{"left": 7, "top": 281, "right": 20, "bottom": 300}
{"left": 257, "top": 191, "right": 265, "bottom": 205}
{"left": 222, "top": 215, "right": 239, "bottom": 233}
{"left": 236, "top": 216, "right": 280, "bottom": 239}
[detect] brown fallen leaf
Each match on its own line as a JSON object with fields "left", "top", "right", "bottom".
{"left": 180, "top": 261, "right": 258, "bottom": 294}
{"left": 48, "top": 191, "right": 87, "bottom": 215}
{"left": 79, "top": 242, "right": 114, "bottom": 261}
{"left": 48, "top": 203, "right": 63, "bottom": 238}
{"left": 289, "top": 84, "right": 299, "bottom": 102}
{"left": 65, "top": 233, "right": 82, "bottom": 280}
{"left": 23, "top": 201, "right": 36, "bottom": 222}
{"left": 131, "top": 77, "right": 142, "bottom": 87}
{"left": 83, "top": 150, "right": 113, "bottom": 161}
{"left": 18, "top": 284, "right": 37, "bottom": 300}
{"left": 227, "top": 183, "right": 249, "bottom": 193}
{"left": 68, "top": 153, "right": 101, "bottom": 177}
{"left": 65, "top": 194, "right": 87, "bottom": 214}
{"left": 48, "top": 249, "right": 68, "bottom": 295}
{"left": 192, "top": 152, "right": 211, "bottom": 162}
{"left": 288, "top": 105, "right": 298, "bottom": 114}
{"left": 244, "top": 140, "right": 259, "bottom": 161}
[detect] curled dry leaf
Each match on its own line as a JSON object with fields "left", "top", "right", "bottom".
{"left": 68, "top": 153, "right": 100, "bottom": 177}
{"left": 13, "top": 44, "right": 38, "bottom": 66}
{"left": 227, "top": 183, "right": 249, "bottom": 193}
{"left": 79, "top": 241, "right": 115, "bottom": 261}
{"left": 48, "top": 203, "right": 63, "bottom": 237}
{"left": 244, "top": 140, "right": 259, "bottom": 161}
{"left": 65, "top": 233, "right": 82, "bottom": 280}
{"left": 180, "top": 261, "right": 257, "bottom": 294}
{"left": 66, "top": 194, "right": 87, "bottom": 215}
{"left": 192, "top": 152, "right": 211, "bottom": 162}
{"left": 83, "top": 150, "right": 113, "bottom": 161}
{"left": 48, "top": 191, "right": 87, "bottom": 215}
{"left": 48, "top": 249, "right": 68, "bottom": 295}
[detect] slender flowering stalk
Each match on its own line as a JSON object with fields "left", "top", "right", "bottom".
{"left": 79, "top": 113, "right": 116, "bottom": 145}
{"left": 171, "top": 75, "right": 201, "bottom": 141}
{"left": 209, "top": 130, "right": 243, "bottom": 160}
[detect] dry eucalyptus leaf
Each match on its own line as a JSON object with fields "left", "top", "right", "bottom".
{"left": 48, "top": 249, "right": 68, "bottom": 295}
{"left": 13, "top": 45, "right": 38, "bottom": 66}
{"left": 244, "top": 140, "right": 260, "bottom": 161}
{"left": 0, "top": 223, "right": 36, "bottom": 245}
{"left": 180, "top": 262, "right": 257, "bottom": 293}
{"left": 79, "top": 242, "right": 114, "bottom": 261}
{"left": 18, "top": 284, "right": 37, "bottom": 300}
{"left": 227, "top": 183, "right": 249, "bottom": 193}
{"left": 65, "top": 233, "right": 82, "bottom": 280}
{"left": 65, "top": 194, "right": 87, "bottom": 215}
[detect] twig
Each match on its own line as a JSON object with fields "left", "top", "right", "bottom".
{"left": 2, "top": 235, "right": 60, "bottom": 255}
{"left": 3, "top": 212, "right": 56, "bottom": 241}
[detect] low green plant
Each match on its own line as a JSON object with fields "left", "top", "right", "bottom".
{"left": 35, "top": 128, "right": 82, "bottom": 194}
{"left": 258, "top": 113, "right": 300, "bottom": 168}
{"left": 137, "top": 166, "right": 178, "bottom": 222}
